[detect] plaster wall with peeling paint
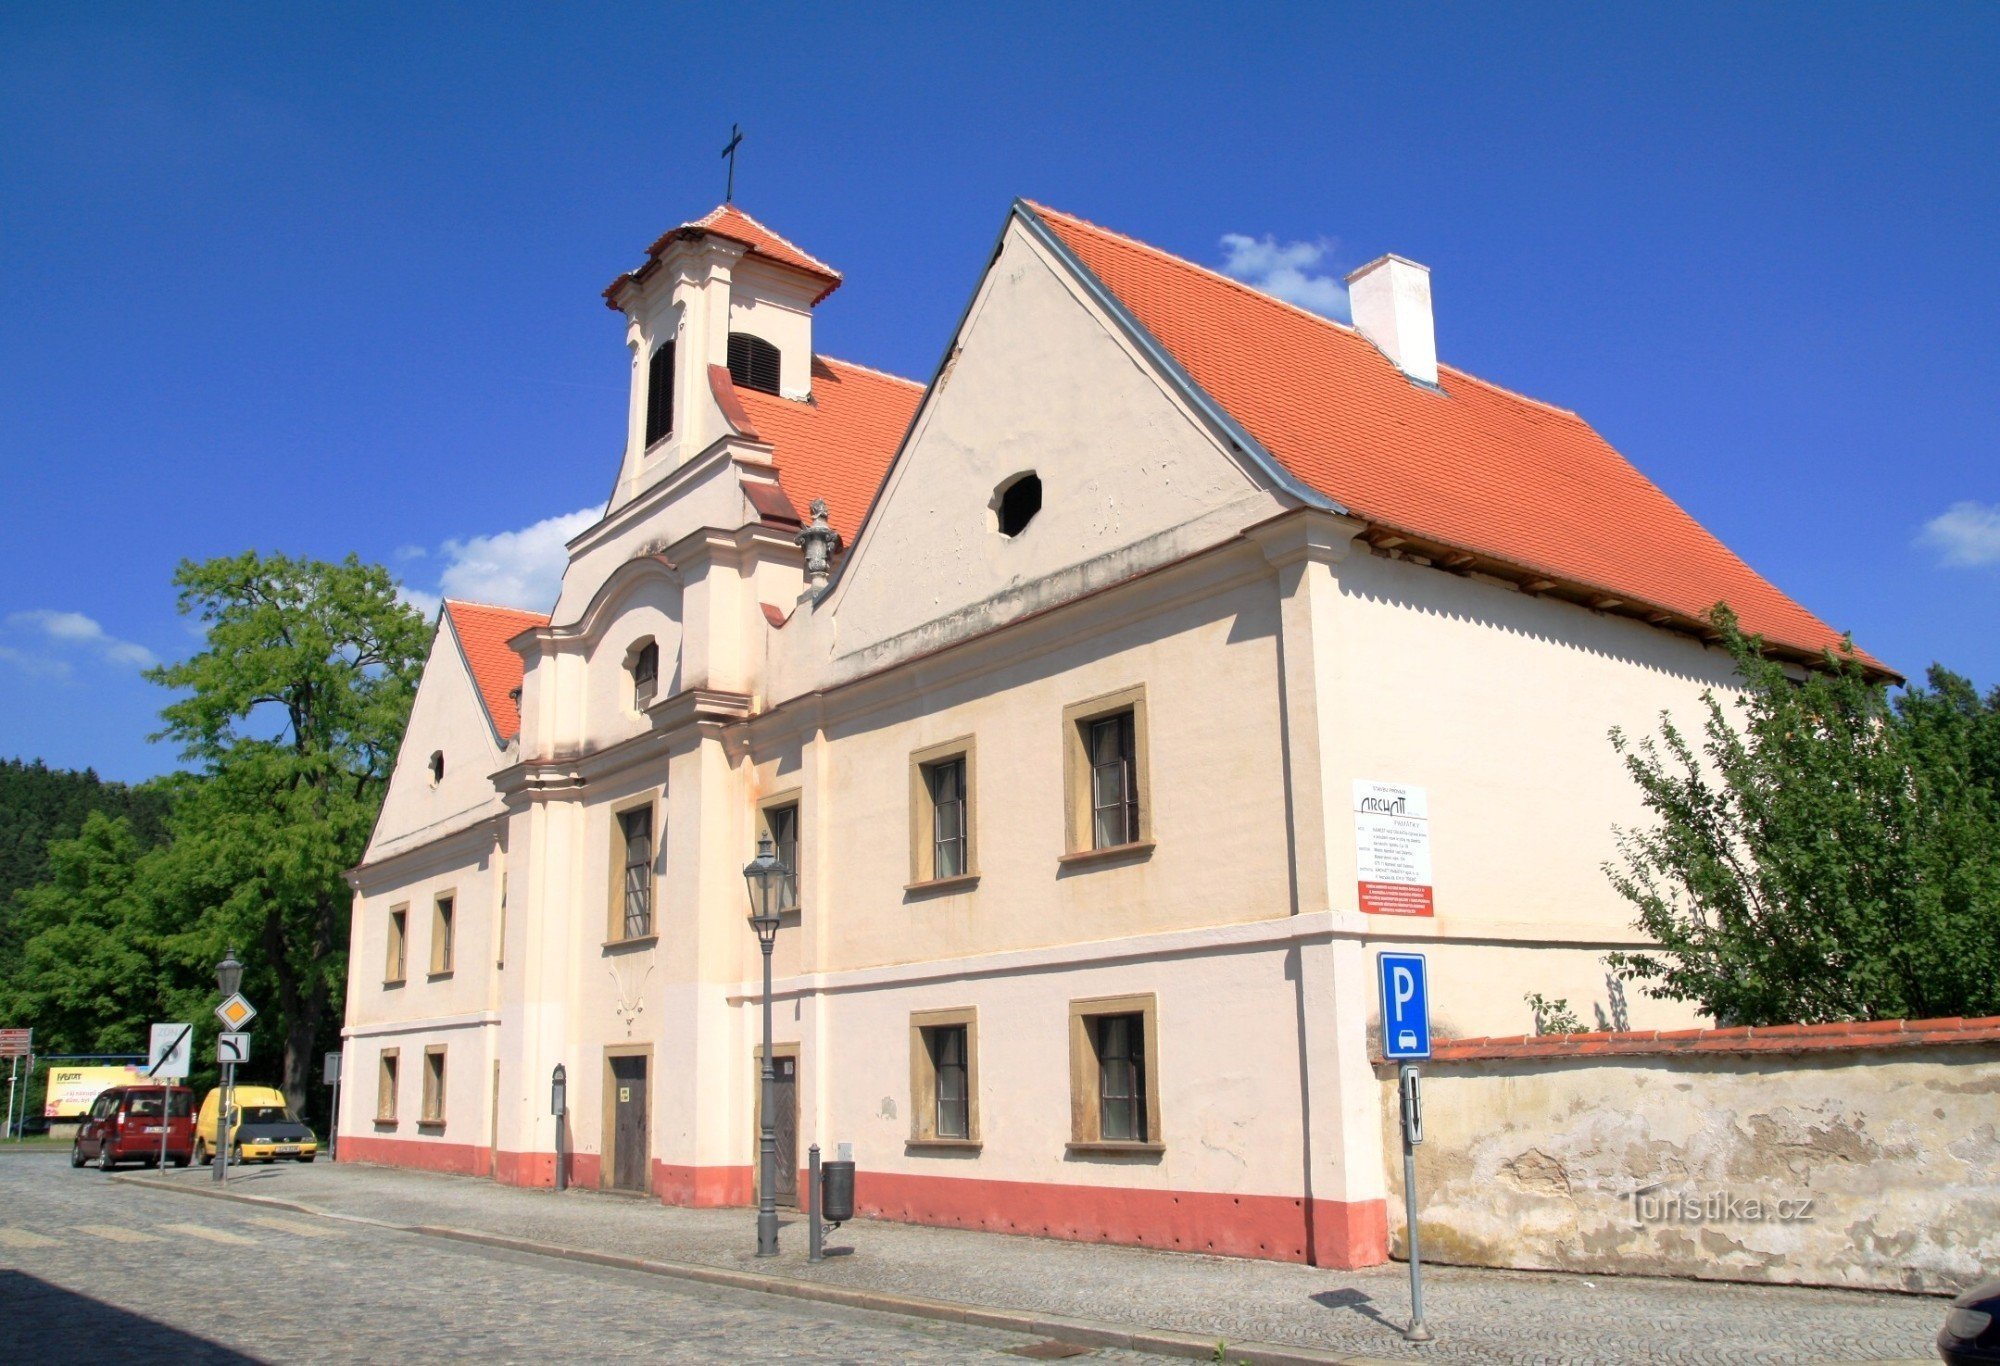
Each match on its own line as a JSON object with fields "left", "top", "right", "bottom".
{"left": 1383, "top": 1045, "right": 2000, "bottom": 1291}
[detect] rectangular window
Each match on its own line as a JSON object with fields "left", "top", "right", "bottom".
{"left": 619, "top": 807, "right": 653, "bottom": 939}
{"left": 927, "top": 758, "right": 967, "bottom": 879}
{"left": 377, "top": 1050, "right": 399, "bottom": 1122}
{"left": 763, "top": 801, "right": 800, "bottom": 914}
{"left": 421, "top": 1046, "right": 446, "bottom": 1125}
{"left": 1068, "top": 994, "right": 1161, "bottom": 1150}
{"left": 907, "top": 739, "right": 977, "bottom": 887}
{"left": 1094, "top": 1013, "right": 1146, "bottom": 1141}
{"left": 1062, "top": 687, "right": 1151, "bottom": 858}
{"left": 931, "top": 1026, "right": 969, "bottom": 1139}
{"left": 907, "top": 1008, "right": 979, "bottom": 1145}
{"left": 430, "top": 895, "right": 455, "bottom": 975}
{"left": 386, "top": 907, "right": 408, "bottom": 983}
{"left": 1088, "top": 713, "right": 1139, "bottom": 850}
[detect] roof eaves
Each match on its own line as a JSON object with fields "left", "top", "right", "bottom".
{"left": 1010, "top": 200, "right": 1345, "bottom": 518}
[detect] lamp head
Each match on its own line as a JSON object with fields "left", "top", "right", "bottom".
{"left": 215, "top": 946, "right": 243, "bottom": 998}
{"left": 743, "top": 834, "right": 789, "bottom": 944}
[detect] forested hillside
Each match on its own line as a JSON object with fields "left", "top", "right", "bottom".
{"left": 0, "top": 758, "right": 170, "bottom": 970}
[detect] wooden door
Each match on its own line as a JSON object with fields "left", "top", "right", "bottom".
{"left": 771, "top": 1055, "right": 798, "bottom": 1207}
{"left": 609, "top": 1056, "right": 648, "bottom": 1193}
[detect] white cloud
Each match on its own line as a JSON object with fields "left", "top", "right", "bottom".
{"left": 1218, "top": 233, "right": 1350, "bottom": 320}
{"left": 1918, "top": 501, "right": 2000, "bottom": 568}
{"left": 0, "top": 645, "right": 73, "bottom": 680}
{"left": 398, "top": 506, "right": 601, "bottom": 616}
{"left": 5, "top": 609, "right": 157, "bottom": 669}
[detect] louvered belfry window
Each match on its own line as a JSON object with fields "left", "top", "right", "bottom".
{"left": 644, "top": 342, "right": 675, "bottom": 447}
{"left": 727, "top": 332, "right": 781, "bottom": 395}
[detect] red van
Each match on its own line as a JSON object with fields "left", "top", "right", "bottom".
{"left": 70, "top": 1085, "right": 196, "bottom": 1171}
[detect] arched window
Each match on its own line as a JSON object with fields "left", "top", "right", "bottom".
{"left": 644, "top": 341, "right": 675, "bottom": 447}
{"left": 428, "top": 750, "right": 445, "bottom": 785}
{"left": 727, "top": 332, "right": 781, "bottom": 395}
{"left": 630, "top": 640, "right": 659, "bottom": 709}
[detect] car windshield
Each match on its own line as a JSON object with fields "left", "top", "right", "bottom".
{"left": 240, "top": 1106, "right": 293, "bottom": 1124}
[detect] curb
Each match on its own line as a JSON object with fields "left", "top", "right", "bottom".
{"left": 114, "top": 1172, "right": 1368, "bottom": 1364}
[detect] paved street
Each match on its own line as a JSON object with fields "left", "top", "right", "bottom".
{"left": 56, "top": 1153, "right": 1954, "bottom": 1365}
{"left": 0, "top": 1151, "right": 1159, "bottom": 1362}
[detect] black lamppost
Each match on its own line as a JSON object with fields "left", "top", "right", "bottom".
{"left": 212, "top": 947, "right": 243, "bottom": 1185}
{"left": 742, "top": 835, "right": 789, "bottom": 1257}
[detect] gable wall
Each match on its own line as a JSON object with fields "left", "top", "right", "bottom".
{"left": 368, "top": 617, "right": 510, "bottom": 864}
{"left": 803, "top": 221, "right": 1291, "bottom": 690}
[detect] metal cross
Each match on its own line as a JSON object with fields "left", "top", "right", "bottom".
{"left": 721, "top": 124, "right": 743, "bottom": 203}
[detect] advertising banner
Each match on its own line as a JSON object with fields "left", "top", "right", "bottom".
{"left": 1354, "top": 779, "right": 1434, "bottom": 916}
{"left": 44, "top": 1064, "right": 145, "bottom": 1117}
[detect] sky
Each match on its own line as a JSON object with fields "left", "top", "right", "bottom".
{"left": 1, "top": 3, "right": 1995, "bottom": 782}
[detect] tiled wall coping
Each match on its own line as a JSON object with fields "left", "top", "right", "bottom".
{"left": 1381, "top": 1014, "right": 2000, "bottom": 1065}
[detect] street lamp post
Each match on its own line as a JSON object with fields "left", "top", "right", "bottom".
{"left": 212, "top": 947, "right": 242, "bottom": 1186}
{"left": 742, "top": 835, "right": 789, "bottom": 1258}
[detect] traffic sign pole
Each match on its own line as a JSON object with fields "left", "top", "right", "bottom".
{"left": 1378, "top": 952, "right": 1434, "bottom": 1343}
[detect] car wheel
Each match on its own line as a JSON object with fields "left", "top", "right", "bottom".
{"left": 193, "top": 1139, "right": 209, "bottom": 1166}
{"left": 173, "top": 1153, "right": 191, "bottom": 1168}
{"left": 297, "top": 1155, "right": 316, "bottom": 1163}
{"left": 70, "top": 1142, "right": 86, "bottom": 1169}
{"left": 97, "top": 1143, "right": 117, "bottom": 1172}
{"left": 232, "top": 1144, "right": 244, "bottom": 1165}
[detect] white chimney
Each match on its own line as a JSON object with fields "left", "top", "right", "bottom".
{"left": 1345, "top": 254, "right": 1437, "bottom": 386}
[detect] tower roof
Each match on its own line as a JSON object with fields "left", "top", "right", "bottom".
{"left": 604, "top": 204, "right": 844, "bottom": 309}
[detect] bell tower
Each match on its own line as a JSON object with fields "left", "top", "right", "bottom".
{"left": 601, "top": 205, "right": 843, "bottom": 511}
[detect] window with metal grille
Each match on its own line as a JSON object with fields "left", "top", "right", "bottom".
{"left": 929, "top": 1025, "right": 969, "bottom": 1140}
{"left": 620, "top": 808, "right": 653, "bottom": 938}
{"left": 644, "top": 342, "right": 675, "bottom": 446}
{"left": 1094, "top": 1013, "right": 1147, "bottom": 1142}
{"left": 765, "top": 802, "right": 799, "bottom": 913}
{"left": 631, "top": 640, "right": 658, "bottom": 709}
{"left": 1088, "top": 711, "right": 1139, "bottom": 849}
{"left": 926, "top": 758, "right": 967, "bottom": 879}
{"left": 727, "top": 332, "right": 781, "bottom": 395}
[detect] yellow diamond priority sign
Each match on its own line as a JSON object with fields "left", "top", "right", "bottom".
{"left": 214, "top": 993, "right": 257, "bottom": 1030}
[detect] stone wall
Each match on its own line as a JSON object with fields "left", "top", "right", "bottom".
{"left": 1379, "top": 1016, "right": 2000, "bottom": 1293}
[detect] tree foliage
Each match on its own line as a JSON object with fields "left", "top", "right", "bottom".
{"left": 0, "top": 759, "right": 168, "bottom": 977}
{"left": 1606, "top": 610, "right": 2000, "bottom": 1026}
{"left": 0, "top": 552, "right": 429, "bottom": 1118}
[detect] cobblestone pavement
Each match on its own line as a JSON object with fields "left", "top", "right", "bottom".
{"left": 0, "top": 1152, "right": 1161, "bottom": 1362}
{"left": 92, "top": 1155, "right": 1950, "bottom": 1364}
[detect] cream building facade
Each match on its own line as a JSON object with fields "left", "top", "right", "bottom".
{"left": 339, "top": 200, "right": 1861, "bottom": 1267}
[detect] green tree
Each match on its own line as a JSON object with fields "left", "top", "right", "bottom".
{"left": 1606, "top": 609, "right": 2000, "bottom": 1026}
{"left": 145, "top": 552, "right": 430, "bottom": 1112}
{"left": 0, "top": 759, "right": 169, "bottom": 980}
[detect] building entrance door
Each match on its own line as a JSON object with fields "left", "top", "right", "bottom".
{"left": 772, "top": 1054, "right": 798, "bottom": 1207}
{"left": 609, "top": 1055, "right": 648, "bottom": 1194}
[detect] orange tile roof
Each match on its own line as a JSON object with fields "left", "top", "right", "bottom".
{"left": 729, "top": 357, "right": 923, "bottom": 545}
{"left": 444, "top": 600, "right": 547, "bottom": 743}
{"left": 1026, "top": 202, "right": 1865, "bottom": 665}
{"left": 605, "top": 204, "right": 843, "bottom": 308}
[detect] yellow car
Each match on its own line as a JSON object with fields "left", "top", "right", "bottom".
{"left": 194, "top": 1085, "right": 320, "bottom": 1165}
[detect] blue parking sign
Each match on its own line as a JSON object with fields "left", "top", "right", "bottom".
{"left": 1378, "top": 952, "right": 1431, "bottom": 1060}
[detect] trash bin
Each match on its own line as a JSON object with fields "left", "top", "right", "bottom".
{"left": 821, "top": 1159, "right": 855, "bottom": 1224}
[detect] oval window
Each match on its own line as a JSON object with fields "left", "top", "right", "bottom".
{"left": 994, "top": 472, "right": 1042, "bottom": 538}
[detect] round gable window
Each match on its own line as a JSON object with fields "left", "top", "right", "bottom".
{"left": 428, "top": 751, "right": 444, "bottom": 785}
{"left": 993, "top": 472, "right": 1042, "bottom": 538}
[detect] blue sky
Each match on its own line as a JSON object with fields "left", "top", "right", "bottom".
{"left": 2, "top": 4, "right": 1995, "bottom": 782}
